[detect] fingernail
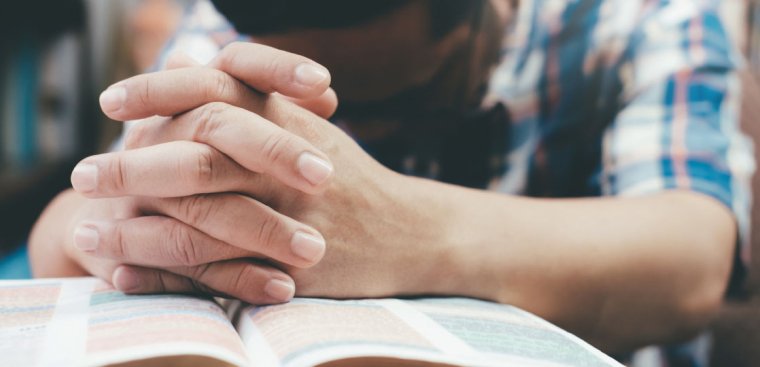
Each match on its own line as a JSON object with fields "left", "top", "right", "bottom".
{"left": 265, "top": 278, "right": 295, "bottom": 302}
{"left": 297, "top": 153, "right": 333, "bottom": 186}
{"left": 71, "top": 163, "right": 98, "bottom": 193}
{"left": 294, "top": 63, "right": 329, "bottom": 87}
{"left": 291, "top": 231, "right": 326, "bottom": 263}
{"left": 73, "top": 223, "right": 100, "bottom": 251}
{"left": 99, "top": 87, "right": 126, "bottom": 113}
{"left": 113, "top": 267, "right": 141, "bottom": 293}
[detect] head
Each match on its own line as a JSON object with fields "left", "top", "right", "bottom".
{"left": 211, "top": 0, "right": 515, "bottom": 123}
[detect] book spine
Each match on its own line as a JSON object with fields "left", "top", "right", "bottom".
{"left": 48, "top": 33, "right": 82, "bottom": 160}
{"left": 35, "top": 33, "right": 84, "bottom": 163}
{"left": 1, "top": 48, "right": 18, "bottom": 169}
{"left": 16, "top": 40, "right": 40, "bottom": 169}
{"left": 0, "top": 47, "right": 6, "bottom": 168}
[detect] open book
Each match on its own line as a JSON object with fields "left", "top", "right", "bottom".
{"left": 1, "top": 277, "right": 622, "bottom": 367}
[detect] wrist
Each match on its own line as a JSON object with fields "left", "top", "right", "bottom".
{"left": 29, "top": 189, "right": 89, "bottom": 277}
{"left": 385, "top": 174, "right": 477, "bottom": 298}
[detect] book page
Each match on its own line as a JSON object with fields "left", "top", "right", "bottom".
{"left": 236, "top": 298, "right": 441, "bottom": 367}
{"left": 401, "top": 298, "right": 623, "bottom": 367}
{"left": 0, "top": 277, "right": 248, "bottom": 367}
{"left": 0, "top": 279, "right": 64, "bottom": 366}
{"left": 235, "top": 297, "right": 623, "bottom": 367}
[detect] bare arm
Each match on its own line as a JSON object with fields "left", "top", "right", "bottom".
{"left": 396, "top": 176, "right": 735, "bottom": 353}
{"left": 30, "top": 189, "right": 90, "bottom": 277}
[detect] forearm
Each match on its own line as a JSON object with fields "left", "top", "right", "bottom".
{"left": 399, "top": 176, "right": 735, "bottom": 353}
{"left": 29, "top": 189, "right": 90, "bottom": 277}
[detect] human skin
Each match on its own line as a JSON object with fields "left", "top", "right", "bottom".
{"left": 30, "top": 0, "right": 736, "bottom": 353}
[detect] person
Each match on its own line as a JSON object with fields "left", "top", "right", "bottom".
{"left": 28, "top": 0, "right": 754, "bottom": 359}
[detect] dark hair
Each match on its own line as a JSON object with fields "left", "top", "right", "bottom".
{"left": 210, "top": 0, "right": 482, "bottom": 39}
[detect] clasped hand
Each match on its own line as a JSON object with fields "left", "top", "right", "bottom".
{"left": 65, "top": 43, "right": 422, "bottom": 304}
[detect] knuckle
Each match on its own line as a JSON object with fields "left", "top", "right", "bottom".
{"left": 260, "top": 132, "right": 296, "bottom": 167}
{"left": 167, "top": 223, "right": 201, "bottom": 266}
{"left": 255, "top": 210, "right": 283, "bottom": 252}
{"left": 192, "top": 147, "right": 216, "bottom": 187}
{"left": 205, "top": 70, "right": 233, "bottom": 100}
{"left": 154, "top": 271, "right": 170, "bottom": 293}
{"left": 232, "top": 264, "right": 259, "bottom": 295}
{"left": 110, "top": 223, "right": 129, "bottom": 260}
{"left": 193, "top": 102, "right": 226, "bottom": 142}
{"left": 136, "top": 77, "right": 153, "bottom": 107}
{"left": 177, "top": 195, "right": 214, "bottom": 226}
{"left": 105, "top": 155, "right": 130, "bottom": 193}
{"left": 266, "top": 55, "right": 287, "bottom": 81}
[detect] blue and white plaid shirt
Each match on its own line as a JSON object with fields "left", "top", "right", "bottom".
{"left": 487, "top": 0, "right": 753, "bottom": 270}
{"left": 142, "top": 1, "right": 755, "bottom": 365}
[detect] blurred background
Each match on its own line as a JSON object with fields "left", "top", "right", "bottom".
{"left": 0, "top": 0, "right": 189, "bottom": 267}
{"left": 1, "top": 0, "right": 760, "bottom": 365}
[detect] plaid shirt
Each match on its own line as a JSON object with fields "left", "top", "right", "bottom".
{"left": 487, "top": 0, "right": 753, "bottom": 273}
{"left": 145, "top": 1, "right": 755, "bottom": 365}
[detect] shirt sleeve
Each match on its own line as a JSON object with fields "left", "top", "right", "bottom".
{"left": 599, "top": 2, "right": 755, "bottom": 287}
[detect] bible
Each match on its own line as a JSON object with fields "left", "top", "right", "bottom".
{"left": 1, "top": 277, "right": 622, "bottom": 367}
